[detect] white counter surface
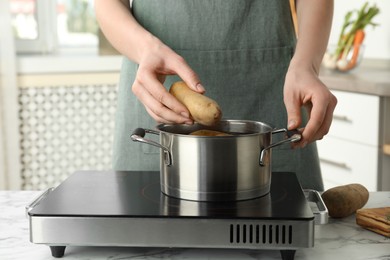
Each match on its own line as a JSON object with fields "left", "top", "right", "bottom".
{"left": 1, "top": 191, "right": 389, "bottom": 260}
{"left": 319, "top": 64, "right": 390, "bottom": 97}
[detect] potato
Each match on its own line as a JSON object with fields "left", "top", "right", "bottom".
{"left": 189, "top": 129, "right": 231, "bottom": 136}
{"left": 169, "top": 81, "right": 222, "bottom": 126}
{"left": 321, "top": 183, "right": 369, "bottom": 218}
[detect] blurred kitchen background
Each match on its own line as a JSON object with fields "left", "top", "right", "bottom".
{"left": 1, "top": 0, "right": 390, "bottom": 191}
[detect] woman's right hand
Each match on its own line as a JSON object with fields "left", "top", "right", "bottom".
{"left": 132, "top": 38, "right": 205, "bottom": 124}
{"left": 95, "top": 0, "right": 204, "bottom": 124}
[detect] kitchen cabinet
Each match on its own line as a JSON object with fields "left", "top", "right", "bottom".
{"left": 317, "top": 90, "right": 380, "bottom": 190}
{"left": 318, "top": 65, "right": 390, "bottom": 191}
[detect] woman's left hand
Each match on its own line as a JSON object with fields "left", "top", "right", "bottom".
{"left": 283, "top": 64, "right": 337, "bottom": 148}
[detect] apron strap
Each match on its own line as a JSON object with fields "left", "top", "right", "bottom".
{"left": 289, "top": 0, "right": 298, "bottom": 37}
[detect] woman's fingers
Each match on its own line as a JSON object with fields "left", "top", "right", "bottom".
{"left": 284, "top": 67, "right": 337, "bottom": 147}
{"left": 300, "top": 100, "right": 327, "bottom": 146}
{"left": 131, "top": 41, "right": 205, "bottom": 124}
{"left": 167, "top": 54, "right": 205, "bottom": 93}
{"left": 303, "top": 93, "right": 337, "bottom": 142}
{"left": 132, "top": 78, "right": 193, "bottom": 124}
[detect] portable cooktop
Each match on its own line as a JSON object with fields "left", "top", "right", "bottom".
{"left": 26, "top": 171, "right": 327, "bottom": 260}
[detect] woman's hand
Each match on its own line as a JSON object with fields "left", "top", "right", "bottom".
{"left": 132, "top": 38, "right": 205, "bottom": 124}
{"left": 284, "top": 0, "right": 335, "bottom": 147}
{"left": 283, "top": 64, "right": 337, "bottom": 147}
{"left": 95, "top": 0, "right": 204, "bottom": 124}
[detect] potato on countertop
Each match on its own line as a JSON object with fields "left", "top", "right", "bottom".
{"left": 321, "top": 183, "right": 369, "bottom": 218}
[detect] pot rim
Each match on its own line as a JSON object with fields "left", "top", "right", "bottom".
{"left": 156, "top": 119, "right": 275, "bottom": 137}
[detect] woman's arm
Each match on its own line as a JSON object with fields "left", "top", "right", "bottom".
{"left": 284, "top": 0, "right": 337, "bottom": 147}
{"left": 95, "top": 0, "right": 152, "bottom": 63}
{"left": 293, "top": 0, "right": 333, "bottom": 73}
{"left": 94, "top": 0, "right": 204, "bottom": 124}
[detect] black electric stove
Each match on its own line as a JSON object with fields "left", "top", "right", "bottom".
{"left": 26, "top": 171, "right": 327, "bottom": 260}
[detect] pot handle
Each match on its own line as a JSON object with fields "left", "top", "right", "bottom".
{"left": 259, "top": 129, "right": 302, "bottom": 167}
{"left": 131, "top": 128, "right": 172, "bottom": 166}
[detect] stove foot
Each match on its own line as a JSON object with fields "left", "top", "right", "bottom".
{"left": 50, "top": 246, "right": 66, "bottom": 258}
{"left": 280, "top": 250, "right": 296, "bottom": 260}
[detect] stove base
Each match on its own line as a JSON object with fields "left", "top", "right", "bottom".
{"left": 281, "top": 250, "right": 296, "bottom": 260}
{"left": 48, "top": 246, "right": 296, "bottom": 260}
{"left": 50, "top": 246, "right": 66, "bottom": 258}
{"left": 27, "top": 171, "right": 319, "bottom": 260}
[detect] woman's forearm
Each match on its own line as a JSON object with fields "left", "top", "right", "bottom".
{"left": 291, "top": 0, "right": 334, "bottom": 74}
{"left": 94, "top": 0, "right": 159, "bottom": 63}
{"left": 95, "top": 0, "right": 203, "bottom": 124}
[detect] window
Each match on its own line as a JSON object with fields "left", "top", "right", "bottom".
{"left": 11, "top": 0, "right": 57, "bottom": 53}
{"left": 11, "top": 0, "right": 38, "bottom": 41}
{"left": 11, "top": 0, "right": 99, "bottom": 54}
{"left": 57, "top": 0, "right": 98, "bottom": 48}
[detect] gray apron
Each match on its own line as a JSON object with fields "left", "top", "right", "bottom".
{"left": 113, "top": 0, "right": 323, "bottom": 190}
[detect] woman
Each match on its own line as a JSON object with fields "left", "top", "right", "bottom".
{"left": 95, "top": 0, "right": 337, "bottom": 190}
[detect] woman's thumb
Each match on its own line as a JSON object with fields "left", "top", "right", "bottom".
{"left": 170, "top": 55, "right": 205, "bottom": 93}
{"left": 180, "top": 69, "right": 205, "bottom": 94}
{"left": 285, "top": 102, "right": 302, "bottom": 130}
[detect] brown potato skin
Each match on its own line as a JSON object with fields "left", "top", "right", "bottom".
{"left": 321, "top": 183, "right": 369, "bottom": 218}
{"left": 169, "top": 81, "right": 222, "bottom": 126}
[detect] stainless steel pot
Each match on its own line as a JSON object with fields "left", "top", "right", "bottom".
{"left": 131, "top": 120, "right": 301, "bottom": 202}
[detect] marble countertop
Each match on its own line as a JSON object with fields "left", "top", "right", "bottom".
{"left": 319, "top": 64, "right": 390, "bottom": 97}
{"left": 1, "top": 191, "right": 389, "bottom": 260}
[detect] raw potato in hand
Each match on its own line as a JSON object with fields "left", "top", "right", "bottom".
{"left": 321, "top": 183, "right": 369, "bottom": 218}
{"left": 170, "top": 81, "right": 222, "bottom": 126}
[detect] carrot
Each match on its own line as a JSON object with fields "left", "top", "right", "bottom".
{"left": 350, "top": 30, "right": 365, "bottom": 64}
{"left": 339, "top": 29, "right": 365, "bottom": 71}
{"left": 328, "top": 3, "right": 379, "bottom": 71}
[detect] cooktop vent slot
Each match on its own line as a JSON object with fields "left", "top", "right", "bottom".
{"left": 229, "top": 224, "right": 293, "bottom": 245}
